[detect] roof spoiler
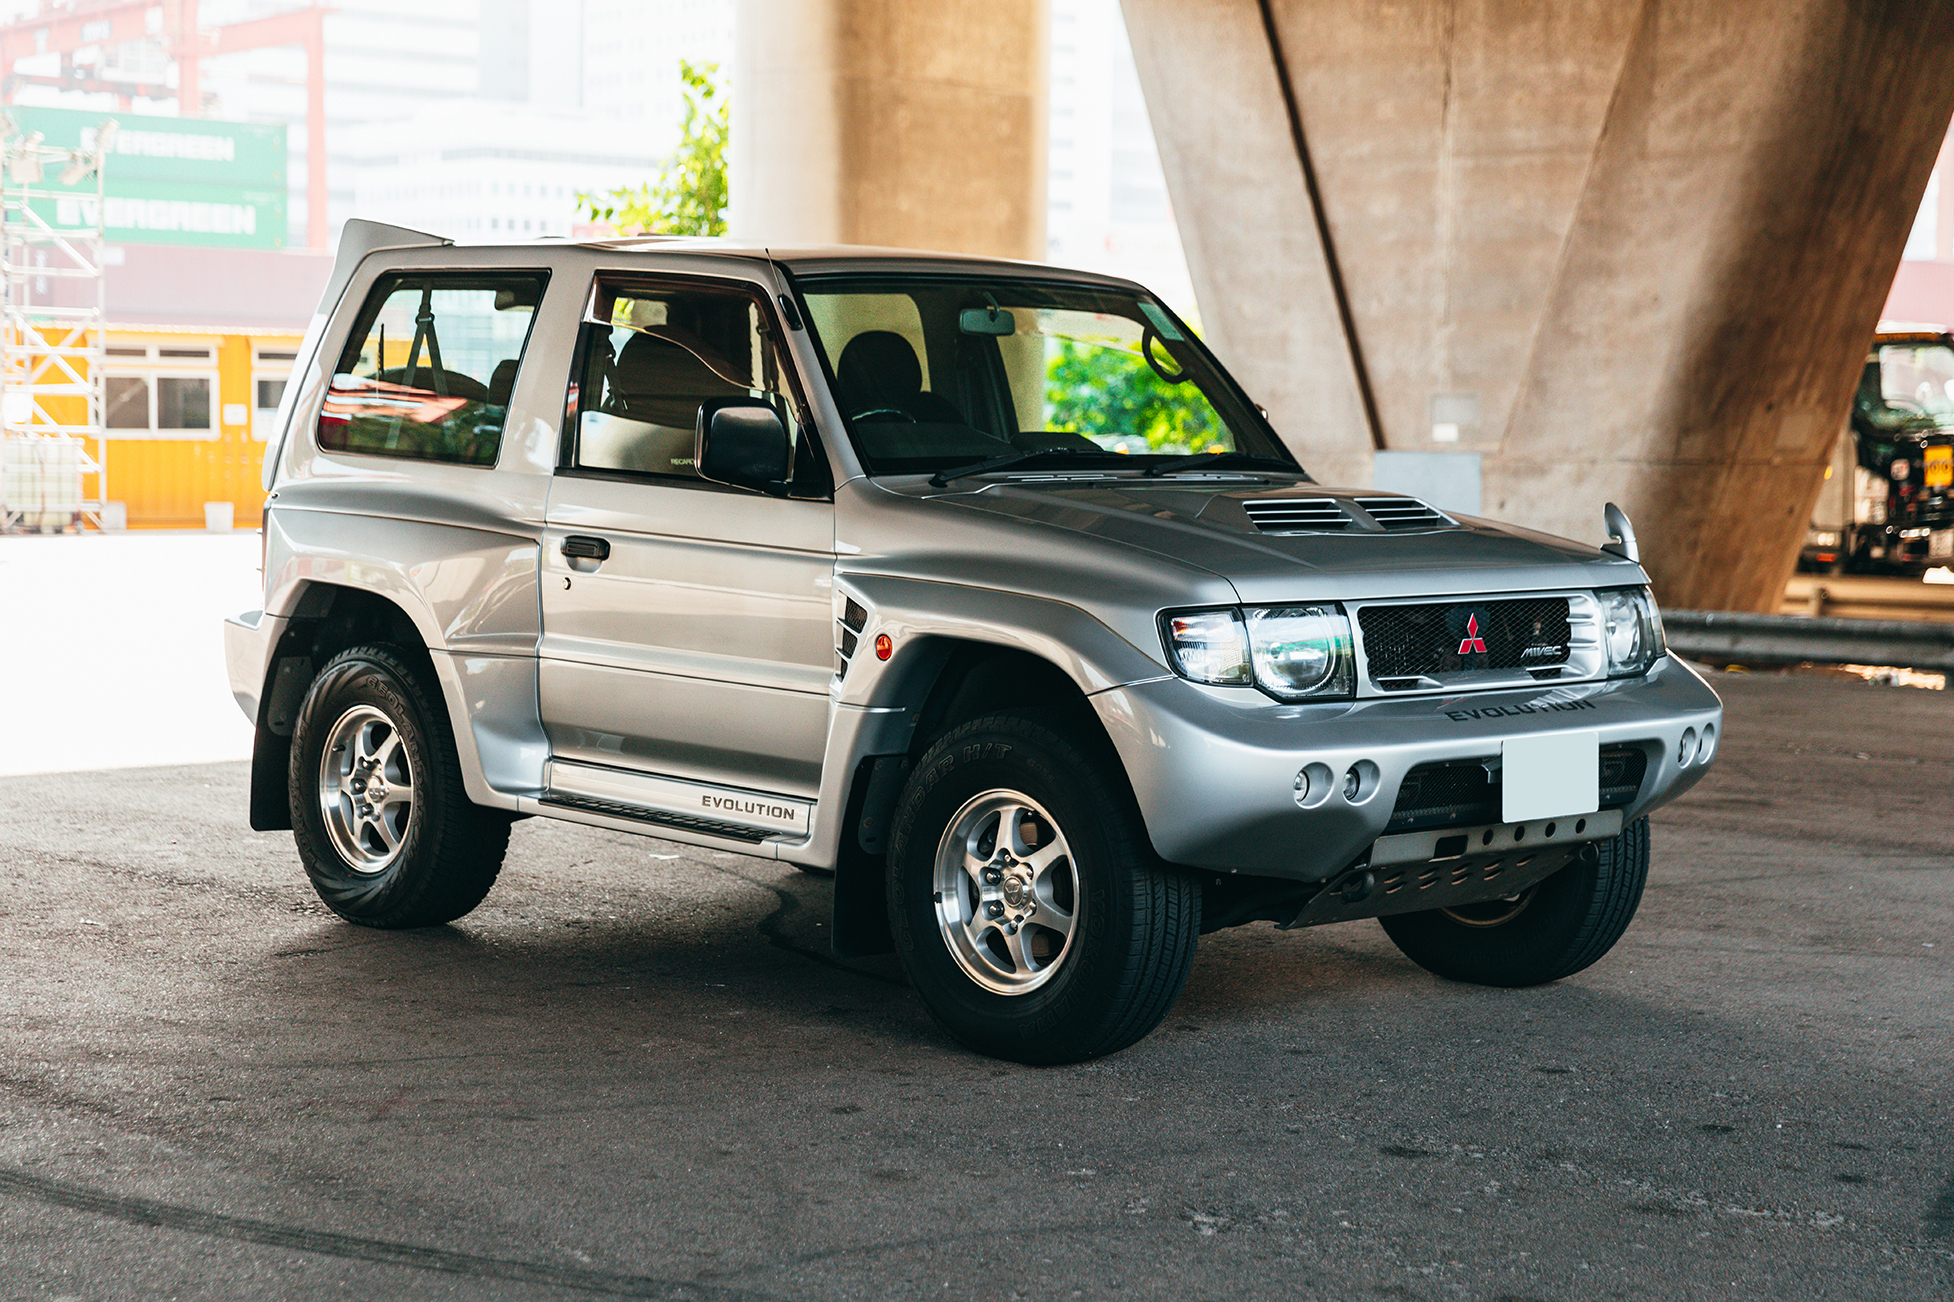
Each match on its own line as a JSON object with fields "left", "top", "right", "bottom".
{"left": 315, "top": 218, "right": 451, "bottom": 315}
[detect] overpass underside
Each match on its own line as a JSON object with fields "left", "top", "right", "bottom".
{"left": 1124, "top": 0, "right": 1954, "bottom": 609}
{"left": 734, "top": 0, "right": 1954, "bottom": 610}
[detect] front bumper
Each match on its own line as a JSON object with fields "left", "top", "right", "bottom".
{"left": 223, "top": 608, "right": 287, "bottom": 724}
{"left": 1094, "top": 654, "right": 1721, "bottom": 880}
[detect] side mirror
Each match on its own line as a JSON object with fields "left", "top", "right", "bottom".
{"left": 695, "top": 398, "right": 791, "bottom": 494}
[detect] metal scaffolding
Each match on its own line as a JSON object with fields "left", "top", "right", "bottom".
{"left": 0, "top": 118, "right": 112, "bottom": 533}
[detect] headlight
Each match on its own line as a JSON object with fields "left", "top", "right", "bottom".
{"left": 1246, "top": 605, "right": 1355, "bottom": 698}
{"left": 1161, "top": 608, "right": 1250, "bottom": 684}
{"left": 1162, "top": 604, "right": 1354, "bottom": 700}
{"left": 1598, "top": 586, "right": 1664, "bottom": 677}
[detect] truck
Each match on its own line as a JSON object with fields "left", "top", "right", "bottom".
{"left": 1802, "top": 326, "right": 1954, "bottom": 575}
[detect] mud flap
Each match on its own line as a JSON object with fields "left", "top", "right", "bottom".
{"left": 831, "top": 756, "right": 907, "bottom": 957}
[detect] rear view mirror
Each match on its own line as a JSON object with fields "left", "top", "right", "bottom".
{"left": 696, "top": 398, "right": 790, "bottom": 493}
{"left": 958, "top": 306, "right": 1016, "bottom": 336}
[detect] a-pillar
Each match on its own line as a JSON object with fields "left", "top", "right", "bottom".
{"left": 731, "top": 0, "right": 1049, "bottom": 262}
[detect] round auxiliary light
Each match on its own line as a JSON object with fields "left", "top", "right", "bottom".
{"left": 874, "top": 633, "right": 893, "bottom": 661}
{"left": 1293, "top": 762, "right": 1334, "bottom": 809}
{"left": 1679, "top": 727, "right": 1697, "bottom": 766}
{"left": 1342, "top": 759, "right": 1380, "bottom": 805}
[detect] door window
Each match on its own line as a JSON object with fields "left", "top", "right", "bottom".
{"left": 572, "top": 282, "right": 825, "bottom": 493}
{"left": 320, "top": 272, "right": 548, "bottom": 466}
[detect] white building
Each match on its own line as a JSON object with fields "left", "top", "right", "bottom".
{"left": 1046, "top": 0, "right": 1194, "bottom": 315}
{"left": 6, "top": 0, "right": 733, "bottom": 248}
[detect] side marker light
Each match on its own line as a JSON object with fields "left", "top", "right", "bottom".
{"left": 874, "top": 633, "right": 893, "bottom": 661}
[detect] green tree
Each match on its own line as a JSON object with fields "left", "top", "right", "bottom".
{"left": 1045, "top": 337, "right": 1225, "bottom": 453}
{"left": 577, "top": 60, "right": 728, "bottom": 236}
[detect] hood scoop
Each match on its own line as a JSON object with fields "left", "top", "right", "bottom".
{"left": 1241, "top": 494, "right": 1457, "bottom": 535}
{"left": 1240, "top": 498, "right": 1354, "bottom": 532}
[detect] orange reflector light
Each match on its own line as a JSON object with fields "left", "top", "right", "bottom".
{"left": 874, "top": 633, "right": 893, "bottom": 660}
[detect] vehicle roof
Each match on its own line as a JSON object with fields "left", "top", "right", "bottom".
{"left": 456, "top": 234, "right": 1149, "bottom": 290}
{"left": 1873, "top": 320, "right": 1954, "bottom": 344}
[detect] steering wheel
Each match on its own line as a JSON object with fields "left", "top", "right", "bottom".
{"left": 1142, "top": 326, "right": 1188, "bottom": 385}
{"left": 850, "top": 406, "right": 917, "bottom": 422}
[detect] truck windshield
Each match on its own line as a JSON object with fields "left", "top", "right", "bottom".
{"left": 1867, "top": 340, "right": 1954, "bottom": 424}
{"left": 794, "top": 275, "right": 1297, "bottom": 477}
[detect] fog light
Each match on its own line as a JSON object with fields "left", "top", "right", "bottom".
{"left": 1679, "top": 728, "right": 1697, "bottom": 766}
{"left": 1699, "top": 723, "right": 1717, "bottom": 762}
{"left": 1294, "top": 762, "right": 1334, "bottom": 809}
{"left": 1342, "top": 759, "right": 1380, "bottom": 805}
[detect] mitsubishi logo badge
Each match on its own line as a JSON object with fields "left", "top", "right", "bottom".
{"left": 1457, "top": 613, "right": 1489, "bottom": 656}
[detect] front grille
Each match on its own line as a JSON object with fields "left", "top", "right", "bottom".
{"left": 1357, "top": 597, "right": 1571, "bottom": 680}
{"left": 1356, "top": 497, "right": 1452, "bottom": 530}
{"left": 1242, "top": 498, "right": 1353, "bottom": 532}
{"left": 1387, "top": 744, "right": 1649, "bottom": 833}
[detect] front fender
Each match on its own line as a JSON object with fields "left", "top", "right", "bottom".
{"left": 831, "top": 573, "right": 1170, "bottom": 709}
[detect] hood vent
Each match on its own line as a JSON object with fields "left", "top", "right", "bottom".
{"left": 1242, "top": 498, "right": 1353, "bottom": 533}
{"left": 1356, "top": 497, "right": 1454, "bottom": 530}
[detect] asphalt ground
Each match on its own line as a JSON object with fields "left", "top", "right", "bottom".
{"left": 0, "top": 666, "right": 1948, "bottom": 1301}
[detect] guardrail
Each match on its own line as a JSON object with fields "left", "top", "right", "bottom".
{"left": 1666, "top": 608, "right": 1954, "bottom": 672}
{"left": 1779, "top": 574, "right": 1954, "bottom": 621}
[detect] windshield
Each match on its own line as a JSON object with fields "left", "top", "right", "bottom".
{"left": 795, "top": 275, "right": 1296, "bottom": 476}
{"left": 1873, "top": 341, "right": 1954, "bottom": 422}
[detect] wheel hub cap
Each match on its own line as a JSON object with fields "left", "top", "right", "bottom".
{"left": 932, "top": 790, "right": 1081, "bottom": 995}
{"left": 317, "top": 704, "right": 417, "bottom": 876}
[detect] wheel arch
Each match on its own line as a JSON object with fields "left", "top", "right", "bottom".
{"left": 824, "top": 582, "right": 1168, "bottom": 959}
{"left": 248, "top": 580, "right": 508, "bottom": 830}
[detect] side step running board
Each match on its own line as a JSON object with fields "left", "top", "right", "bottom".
{"left": 539, "top": 793, "right": 772, "bottom": 843}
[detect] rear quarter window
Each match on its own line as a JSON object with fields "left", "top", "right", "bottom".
{"left": 320, "top": 272, "right": 549, "bottom": 466}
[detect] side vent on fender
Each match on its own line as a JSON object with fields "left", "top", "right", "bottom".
{"left": 1241, "top": 498, "right": 1354, "bottom": 533}
{"left": 836, "top": 596, "right": 869, "bottom": 679}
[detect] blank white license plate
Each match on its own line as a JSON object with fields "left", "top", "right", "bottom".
{"left": 1502, "top": 730, "right": 1600, "bottom": 823}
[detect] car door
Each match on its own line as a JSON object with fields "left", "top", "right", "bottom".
{"left": 538, "top": 274, "right": 836, "bottom": 810}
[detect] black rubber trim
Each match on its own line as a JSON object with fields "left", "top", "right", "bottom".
{"left": 540, "top": 793, "right": 771, "bottom": 843}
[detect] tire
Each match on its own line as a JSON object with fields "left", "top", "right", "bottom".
{"left": 1378, "top": 816, "right": 1650, "bottom": 987}
{"left": 884, "top": 711, "right": 1199, "bottom": 1065}
{"left": 289, "top": 644, "right": 512, "bottom": 928}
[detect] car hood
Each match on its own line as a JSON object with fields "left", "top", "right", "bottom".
{"left": 922, "top": 476, "right": 1647, "bottom": 602}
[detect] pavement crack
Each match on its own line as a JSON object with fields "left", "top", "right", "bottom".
{"left": 0, "top": 1165, "right": 779, "bottom": 1301}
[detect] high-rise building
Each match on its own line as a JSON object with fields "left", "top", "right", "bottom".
{"left": 6, "top": 0, "right": 734, "bottom": 248}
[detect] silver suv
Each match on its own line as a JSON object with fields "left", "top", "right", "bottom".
{"left": 226, "top": 219, "right": 1722, "bottom": 1063}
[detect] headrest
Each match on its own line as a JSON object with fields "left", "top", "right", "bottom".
{"left": 613, "top": 332, "right": 734, "bottom": 398}
{"left": 838, "top": 330, "right": 923, "bottom": 406}
{"left": 487, "top": 357, "right": 519, "bottom": 406}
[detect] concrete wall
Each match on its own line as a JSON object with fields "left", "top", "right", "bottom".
{"left": 1124, "top": 0, "right": 1954, "bottom": 610}
{"left": 731, "top": 0, "right": 1049, "bottom": 261}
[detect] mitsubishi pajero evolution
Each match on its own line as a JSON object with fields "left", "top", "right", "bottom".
{"left": 225, "top": 220, "right": 1723, "bottom": 1064}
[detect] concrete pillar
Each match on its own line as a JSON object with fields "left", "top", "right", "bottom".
{"left": 732, "top": 0, "right": 1048, "bottom": 261}
{"left": 1124, "top": 0, "right": 1954, "bottom": 611}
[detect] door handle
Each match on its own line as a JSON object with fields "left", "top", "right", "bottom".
{"left": 561, "top": 535, "right": 611, "bottom": 562}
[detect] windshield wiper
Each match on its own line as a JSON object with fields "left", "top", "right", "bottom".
{"left": 927, "top": 447, "right": 1123, "bottom": 488}
{"left": 1142, "top": 451, "right": 1300, "bottom": 478}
